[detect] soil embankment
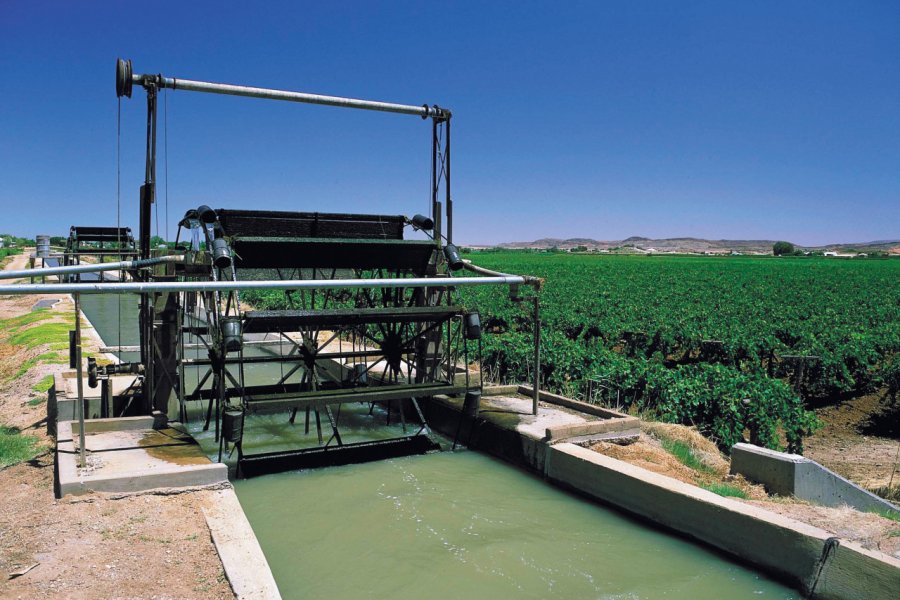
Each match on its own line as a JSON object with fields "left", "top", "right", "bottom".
{"left": 804, "top": 390, "right": 899, "bottom": 492}
{"left": 0, "top": 251, "right": 232, "bottom": 598}
{"left": 590, "top": 421, "right": 900, "bottom": 558}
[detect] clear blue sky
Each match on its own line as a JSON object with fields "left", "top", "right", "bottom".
{"left": 1, "top": 1, "right": 897, "bottom": 246}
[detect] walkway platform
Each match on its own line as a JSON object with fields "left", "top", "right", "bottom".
{"left": 423, "top": 385, "right": 639, "bottom": 474}
{"left": 56, "top": 415, "right": 227, "bottom": 497}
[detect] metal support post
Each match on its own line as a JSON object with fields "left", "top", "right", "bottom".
{"left": 532, "top": 294, "right": 541, "bottom": 416}
{"left": 74, "top": 293, "right": 86, "bottom": 468}
{"left": 445, "top": 116, "right": 452, "bottom": 244}
{"left": 431, "top": 119, "right": 440, "bottom": 243}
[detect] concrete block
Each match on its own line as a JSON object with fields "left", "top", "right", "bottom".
{"left": 421, "top": 393, "right": 550, "bottom": 474}
{"left": 51, "top": 370, "right": 143, "bottom": 429}
{"left": 56, "top": 419, "right": 228, "bottom": 497}
{"left": 731, "top": 443, "right": 802, "bottom": 496}
{"left": 731, "top": 443, "right": 900, "bottom": 516}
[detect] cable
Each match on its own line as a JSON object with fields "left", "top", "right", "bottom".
{"left": 116, "top": 97, "right": 122, "bottom": 355}
{"left": 164, "top": 89, "right": 169, "bottom": 242}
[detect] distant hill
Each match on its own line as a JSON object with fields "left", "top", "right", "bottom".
{"left": 489, "top": 237, "right": 900, "bottom": 255}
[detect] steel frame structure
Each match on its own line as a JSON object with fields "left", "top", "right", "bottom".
{"left": 62, "top": 226, "right": 138, "bottom": 283}
{"left": 108, "top": 58, "right": 541, "bottom": 474}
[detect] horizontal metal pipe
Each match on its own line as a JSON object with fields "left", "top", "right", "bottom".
{"left": 0, "top": 275, "right": 524, "bottom": 296}
{"left": 137, "top": 74, "right": 449, "bottom": 119}
{"left": 0, "top": 255, "right": 185, "bottom": 280}
{"left": 462, "top": 260, "right": 543, "bottom": 288}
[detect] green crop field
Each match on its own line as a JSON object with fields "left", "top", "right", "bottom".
{"left": 242, "top": 252, "right": 899, "bottom": 453}
{"left": 462, "top": 252, "right": 900, "bottom": 452}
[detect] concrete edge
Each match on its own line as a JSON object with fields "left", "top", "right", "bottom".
{"left": 518, "top": 385, "right": 632, "bottom": 420}
{"left": 58, "top": 461, "right": 229, "bottom": 496}
{"left": 70, "top": 415, "right": 155, "bottom": 434}
{"left": 733, "top": 442, "right": 807, "bottom": 464}
{"left": 56, "top": 419, "right": 228, "bottom": 497}
{"left": 546, "top": 443, "right": 900, "bottom": 600}
{"left": 203, "top": 488, "right": 282, "bottom": 600}
{"left": 546, "top": 415, "right": 641, "bottom": 441}
{"left": 482, "top": 384, "right": 521, "bottom": 396}
{"left": 56, "top": 420, "right": 77, "bottom": 496}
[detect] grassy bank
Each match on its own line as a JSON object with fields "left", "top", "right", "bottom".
{"left": 0, "top": 425, "right": 44, "bottom": 468}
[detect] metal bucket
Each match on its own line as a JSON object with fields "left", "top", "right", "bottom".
{"left": 221, "top": 317, "right": 243, "bottom": 352}
{"left": 36, "top": 235, "right": 50, "bottom": 258}
{"left": 464, "top": 311, "right": 481, "bottom": 340}
{"left": 222, "top": 409, "right": 244, "bottom": 443}
{"left": 462, "top": 390, "right": 481, "bottom": 417}
{"left": 212, "top": 237, "right": 232, "bottom": 269}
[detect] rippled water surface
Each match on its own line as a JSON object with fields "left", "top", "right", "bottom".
{"left": 235, "top": 451, "right": 796, "bottom": 600}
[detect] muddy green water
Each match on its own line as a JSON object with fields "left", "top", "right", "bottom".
{"left": 80, "top": 297, "right": 796, "bottom": 599}
{"left": 234, "top": 451, "right": 795, "bottom": 599}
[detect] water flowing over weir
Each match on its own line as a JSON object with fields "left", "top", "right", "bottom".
{"left": 77, "top": 298, "right": 795, "bottom": 599}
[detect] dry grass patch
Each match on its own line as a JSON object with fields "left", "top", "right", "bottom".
{"left": 641, "top": 421, "right": 728, "bottom": 472}
{"left": 591, "top": 421, "right": 767, "bottom": 500}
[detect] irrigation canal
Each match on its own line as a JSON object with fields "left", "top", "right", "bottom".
{"left": 78, "top": 294, "right": 797, "bottom": 599}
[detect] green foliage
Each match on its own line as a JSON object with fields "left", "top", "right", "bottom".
{"left": 31, "top": 374, "right": 55, "bottom": 394}
{"left": 869, "top": 509, "right": 900, "bottom": 522}
{"left": 1, "top": 308, "right": 77, "bottom": 351}
{"left": 0, "top": 426, "right": 44, "bottom": 468}
{"left": 0, "top": 247, "right": 23, "bottom": 261}
{"left": 660, "top": 438, "right": 713, "bottom": 473}
{"left": 461, "top": 253, "right": 897, "bottom": 452}
{"left": 0, "top": 310, "right": 71, "bottom": 381}
{"left": 701, "top": 482, "right": 749, "bottom": 499}
{"left": 869, "top": 484, "right": 900, "bottom": 504}
{"left": 773, "top": 241, "right": 795, "bottom": 256}
{"left": 0, "top": 233, "right": 33, "bottom": 248}
{"left": 8, "top": 322, "right": 74, "bottom": 349}
{"left": 148, "top": 235, "right": 177, "bottom": 249}
{"left": 881, "top": 355, "right": 900, "bottom": 403}
{"left": 14, "top": 352, "right": 66, "bottom": 379}
{"left": 1, "top": 308, "right": 53, "bottom": 330}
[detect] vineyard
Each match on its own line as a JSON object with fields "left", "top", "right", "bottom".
{"left": 242, "top": 253, "right": 899, "bottom": 453}
{"left": 462, "top": 253, "right": 900, "bottom": 453}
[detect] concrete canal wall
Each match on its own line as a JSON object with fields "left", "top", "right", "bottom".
{"left": 422, "top": 390, "right": 900, "bottom": 600}
{"left": 547, "top": 444, "right": 900, "bottom": 600}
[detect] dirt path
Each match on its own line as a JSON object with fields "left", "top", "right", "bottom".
{"left": 0, "top": 251, "right": 233, "bottom": 598}
{"left": 803, "top": 390, "right": 900, "bottom": 491}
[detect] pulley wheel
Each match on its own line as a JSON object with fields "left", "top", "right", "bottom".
{"left": 116, "top": 58, "right": 133, "bottom": 98}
